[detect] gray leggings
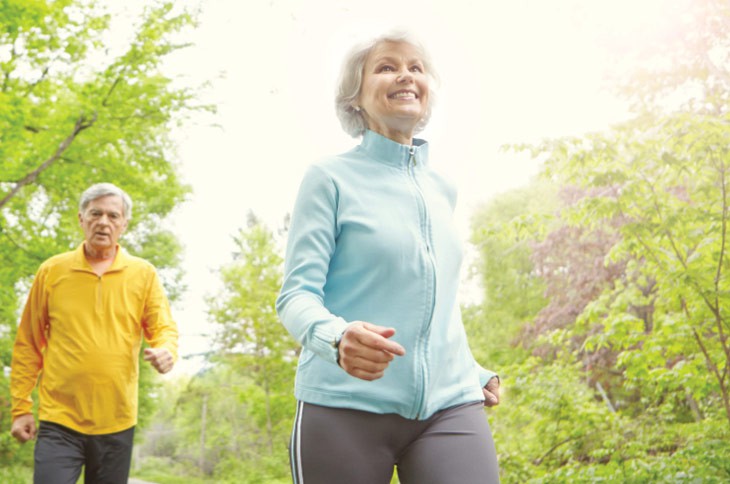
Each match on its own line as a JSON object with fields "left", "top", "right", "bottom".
{"left": 289, "top": 401, "right": 500, "bottom": 484}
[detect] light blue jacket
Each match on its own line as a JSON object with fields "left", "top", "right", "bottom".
{"left": 276, "top": 130, "right": 496, "bottom": 420}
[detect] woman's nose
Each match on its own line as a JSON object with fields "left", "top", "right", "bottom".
{"left": 397, "top": 70, "right": 414, "bottom": 83}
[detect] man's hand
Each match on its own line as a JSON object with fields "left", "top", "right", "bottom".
{"left": 143, "top": 347, "right": 174, "bottom": 374}
{"left": 338, "top": 321, "right": 406, "bottom": 381}
{"left": 10, "top": 414, "right": 36, "bottom": 443}
{"left": 483, "top": 376, "right": 500, "bottom": 407}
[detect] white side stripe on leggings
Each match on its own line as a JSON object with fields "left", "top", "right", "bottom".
{"left": 291, "top": 401, "right": 304, "bottom": 484}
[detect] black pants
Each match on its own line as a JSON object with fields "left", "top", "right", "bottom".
{"left": 34, "top": 421, "right": 135, "bottom": 484}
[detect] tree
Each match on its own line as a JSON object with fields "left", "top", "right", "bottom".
{"left": 469, "top": 0, "right": 730, "bottom": 480}
{"left": 531, "top": 0, "right": 730, "bottom": 430}
{"left": 203, "top": 214, "right": 298, "bottom": 481}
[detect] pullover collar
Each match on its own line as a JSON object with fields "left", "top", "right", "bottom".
{"left": 358, "top": 129, "right": 429, "bottom": 168}
{"left": 71, "top": 243, "right": 130, "bottom": 273}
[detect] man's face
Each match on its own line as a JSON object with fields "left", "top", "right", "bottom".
{"left": 78, "top": 195, "right": 128, "bottom": 252}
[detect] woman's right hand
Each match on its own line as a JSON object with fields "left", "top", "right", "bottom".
{"left": 338, "top": 321, "right": 406, "bottom": 381}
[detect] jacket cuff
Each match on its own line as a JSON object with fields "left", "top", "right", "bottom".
{"left": 310, "top": 319, "right": 349, "bottom": 364}
{"left": 479, "top": 367, "right": 499, "bottom": 388}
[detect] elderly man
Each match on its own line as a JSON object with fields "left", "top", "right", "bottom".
{"left": 10, "top": 182, "right": 178, "bottom": 484}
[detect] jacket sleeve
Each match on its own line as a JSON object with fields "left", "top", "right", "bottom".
{"left": 276, "top": 165, "right": 349, "bottom": 364}
{"left": 476, "top": 363, "right": 499, "bottom": 388}
{"left": 10, "top": 266, "right": 49, "bottom": 419}
{"left": 464, "top": 332, "right": 498, "bottom": 388}
{"left": 142, "top": 268, "right": 179, "bottom": 362}
{"left": 446, "top": 172, "right": 498, "bottom": 389}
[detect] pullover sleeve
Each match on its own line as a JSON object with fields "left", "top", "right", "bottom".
{"left": 10, "top": 266, "right": 49, "bottom": 419}
{"left": 142, "top": 268, "right": 179, "bottom": 362}
{"left": 276, "top": 165, "right": 348, "bottom": 364}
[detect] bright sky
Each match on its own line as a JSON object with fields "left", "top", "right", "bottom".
{"left": 117, "top": 0, "right": 685, "bottom": 374}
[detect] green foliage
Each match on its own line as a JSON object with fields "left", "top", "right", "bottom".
{"left": 0, "top": 464, "right": 33, "bottom": 484}
{"left": 465, "top": 181, "right": 556, "bottom": 368}
{"left": 491, "top": 358, "right": 618, "bottom": 481}
{"left": 467, "top": 2, "right": 730, "bottom": 481}
{"left": 539, "top": 108, "right": 730, "bottom": 427}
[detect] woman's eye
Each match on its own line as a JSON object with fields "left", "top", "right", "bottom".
{"left": 410, "top": 65, "right": 423, "bottom": 73}
{"left": 380, "top": 65, "right": 394, "bottom": 72}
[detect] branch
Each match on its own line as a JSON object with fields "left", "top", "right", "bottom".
{"left": 0, "top": 113, "right": 97, "bottom": 210}
{"left": 712, "top": 148, "right": 728, "bottom": 291}
{"left": 638, "top": 169, "right": 687, "bottom": 268}
{"left": 533, "top": 436, "right": 578, "bottom": 466}
{"left": 686, "top": 298, "right": 730, "bottom": 428}
{"left": 683, "top": 299, "right": 719, "bottom": 377}
{"left": 0, "top": 222, "right": 42, "bottom": 261}
{"left": 692, "top": 326, "right": 730, "bottom": 425}
{"left": 102, "top": 76, "right": 122, "bottom": 107}
{"left": 632, "top": 162, "right": 727, "bottom": 349}
{"left": 59, "top": 155, "right": 111, "bottom": 174}
{"left": 686, "top": 387, "right": 703, "bottom": 422}
{"left": 710, "top": 149, "right": 730, "bottom": 365}
{"left": 24, "top": 66, "right": 49, "bottom": 97}
{"left": 596, "top": 381, "right": 616, "bottom": 413}
{"left": 691, "top": 327, "right": 724, "bottom": 386}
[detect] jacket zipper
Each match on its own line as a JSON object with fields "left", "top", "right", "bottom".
{"left": 407, "top": 146, "right": 438, "bottom": 419}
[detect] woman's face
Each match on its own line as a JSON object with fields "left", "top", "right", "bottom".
{"left": 357, "top": 41, "right": 429, "bottom": 144}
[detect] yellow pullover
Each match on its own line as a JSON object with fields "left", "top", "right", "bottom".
{"left": 10, "top": 243, "right": 178, "bottom": 434}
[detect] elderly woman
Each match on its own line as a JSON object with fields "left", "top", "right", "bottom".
{"left": 276, "top": 31, "right": 501, "bottom": 483}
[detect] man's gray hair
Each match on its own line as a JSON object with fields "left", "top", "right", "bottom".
{"left": 79, "top": 183, "right": 133, "bottom": 219}
{"left": 335, "top": 30, "right": 438, "bottom": 138}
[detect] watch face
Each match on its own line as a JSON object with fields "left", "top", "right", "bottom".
{"left": 334, "top": 331, "right": 345, "bottom": 348}
{"left": 334, "top": 331, "right": 345, "bottom": 366}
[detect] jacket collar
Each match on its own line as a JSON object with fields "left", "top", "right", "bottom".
{"left": 358, "top": 129, "right": 429, "bottom": 168}
{"left": 71, "top": 242, "right": 130, "bottom": 273}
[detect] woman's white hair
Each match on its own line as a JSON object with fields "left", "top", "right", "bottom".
{"left": 335, "top": 30, "right": 437, "bottom": 138}
{"left": 79, "top": 183, "right": 133, "bottom": 219}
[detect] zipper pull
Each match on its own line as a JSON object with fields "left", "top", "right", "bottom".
{"left": 409, "top": 146, "right": 416, "bottom": 166}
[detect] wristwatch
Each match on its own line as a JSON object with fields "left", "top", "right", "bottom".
{"left": 333, "top": 330, "right": 345, "bottom": 366}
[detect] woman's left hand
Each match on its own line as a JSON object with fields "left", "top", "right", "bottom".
{"left": 483, "top": 376, "right": 500, "bottom": 407}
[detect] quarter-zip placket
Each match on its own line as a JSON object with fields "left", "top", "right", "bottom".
{"left": 96, "top": 274, "right": 103, "bottom": 313}
{"left": 406, "top": 145, "right": 438, "bottom": 419}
